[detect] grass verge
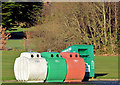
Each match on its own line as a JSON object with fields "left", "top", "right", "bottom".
{"left": 6, "top": 40, "right": 25, "bottom": 50}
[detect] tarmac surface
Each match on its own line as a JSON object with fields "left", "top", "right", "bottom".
{"left": 2, "top": 79, "right": 120, "bottom": 85}
{"left": 84, "top": 81, "right": 119, "bottom": 85}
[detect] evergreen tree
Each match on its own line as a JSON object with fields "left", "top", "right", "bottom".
{"left": 2, "top": 2, "right": 43, "bottom": 29}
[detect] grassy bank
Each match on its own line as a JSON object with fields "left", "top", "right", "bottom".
{"left": 6, "top": 40, "right": 25, "bottom": 50}
{"left": 6, "top": 28, "right": 27, "bottom": 33}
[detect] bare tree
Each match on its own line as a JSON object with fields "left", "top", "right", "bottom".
{"left": 30, "top": 2, "right": 119, "bottom": 55}
{"left": 0, "top": 25, "right": 11, "bottom": 50}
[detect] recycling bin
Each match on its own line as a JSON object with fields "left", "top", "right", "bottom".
{"left": 61, "top": 45, "right": 94, "bottom": 79}
{"left": 14, "top": 52, "right": 47, "bottom": 82}
{"left": 41, "top": 52, "right": 67, "bottom": 82}
{"left": 60, "top": 52, "right": 85, "bottom": 82}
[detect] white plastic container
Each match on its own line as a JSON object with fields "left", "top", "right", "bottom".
{"left": 14, "top": 52, "right": 47, "bottom": 82}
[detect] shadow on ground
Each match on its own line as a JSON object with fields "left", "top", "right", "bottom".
{"left": 94, "top": 73, "right": 108, "bottom": 78}
{"left": 10, "top": 32, "right": 26, "bottom": 39}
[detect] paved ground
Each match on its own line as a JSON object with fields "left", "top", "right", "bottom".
{"left": 2, "top": 80, "right": 120, "bottom": 85}
{"left": 86, "top": 81, "right": 119, "bottom": 85}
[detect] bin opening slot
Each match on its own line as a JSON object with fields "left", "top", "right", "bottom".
{"left": 75, "top": 54, "right": 78, "bottom": 57}
{"left": 31, "top": 54, "right": 34, "bottom": 58}
{"left": 51, "top": 54, "right": 54, "bottom": 57}
{"left": 70, "top": 54, "right": 72, "bottom": 58}
{"left": 78, "top": 49, "right": 89, "bottom": 57}
{"left": 37, "top": 54, "right": 39, "bottom": 57}
{"left": 56, "top": 54, "right": 59, "bottom": 57}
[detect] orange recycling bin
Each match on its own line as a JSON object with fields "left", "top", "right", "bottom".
{"left": 60, "top": 52, "right": 85, "bottom": 82}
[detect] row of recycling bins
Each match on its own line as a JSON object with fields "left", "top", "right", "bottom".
{"left": 14, "top": 52, "right": 85, "bottom": 82}
{"left": 14, "top": 45, "right": 95, "bottom": 82}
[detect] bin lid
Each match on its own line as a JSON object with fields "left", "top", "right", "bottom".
{"left": 20, "top": 52, "right": 41, "bottom": 58}
{"left": 60, "top": 52, "right": 80, "bottom": 58}
{"left": 41, "top": 52, "right": 62, "bottom": 58}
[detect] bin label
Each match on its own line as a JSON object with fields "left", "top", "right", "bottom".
{"left": 35, "top": 60, "right": 40, "bottom": 63}
{"left": 91, "top": 60, "right": 94, "bottom": 69}
{"left": 55, "top": 60, "right": 59, "bottom": 63}
{"left": 85, "top": 63, "right": 90, "bottom": 72}
{"left": 74, "top": 60, "right": 78, "bottom": 62}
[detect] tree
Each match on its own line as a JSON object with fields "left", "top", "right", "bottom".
{"left": 30, "top": 2, "right": 119, "bottom": 55}
{"left": 2, "top": 2, "right": 43, "bottom": 29}
{"left": 61, "top": 2, "right": 119, "bottom": 54}
{"left": 0, "top": 25, "right": 11, "bottom": 50}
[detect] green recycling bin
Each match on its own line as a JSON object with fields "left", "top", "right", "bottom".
{"left": 41, "top": 52, "right": 67, "bottom": 82}
{"left": 61, "top": 45, "right": 94, "bottom": 79}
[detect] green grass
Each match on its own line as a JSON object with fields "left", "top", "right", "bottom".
{"left": 2, "top": 51, "right": 118, "bottom": 81}
{"left": 6, "top": 39, "right": 34, "bottom": 50}
{"left": 94, "top": 56, "right": 118, "bottom": 79}
{"left": 6, "top": 40, "right": 25, "bottom": 50}
{"left": 2, "top": 51, "right": 25, "bottom": 80}
{"left": 6, "top": 28, "right": 27, "bottom": 33}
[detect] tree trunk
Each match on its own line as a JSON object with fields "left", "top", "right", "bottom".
{"left": 114, "top": 2, "right": 118, "bottom": 54}
{"left": 103, "top": 3, "right": 107, "bottom": 52}
{"left": 108, "top": 2, "right": 113, "bottom": 53}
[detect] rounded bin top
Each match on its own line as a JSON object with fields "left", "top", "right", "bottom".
{"left": 41, "top": 52, "right": 62, "bottom": 58}
{"left": 20, "top": 52, "right": 41, "bottom": 58}
{"left": 60, "top": 52, "right": 80, "bottom": 58}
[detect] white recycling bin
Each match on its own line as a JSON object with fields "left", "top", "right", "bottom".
{"left": 14, "top": 52, "right": 48, "bottom": 82}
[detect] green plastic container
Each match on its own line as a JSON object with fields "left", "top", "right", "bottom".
{"left": 41, "top": 52, "right": 67, "bottom": 82}
{"left": 61, "top": 45, "right": 94, "bottom": 78}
